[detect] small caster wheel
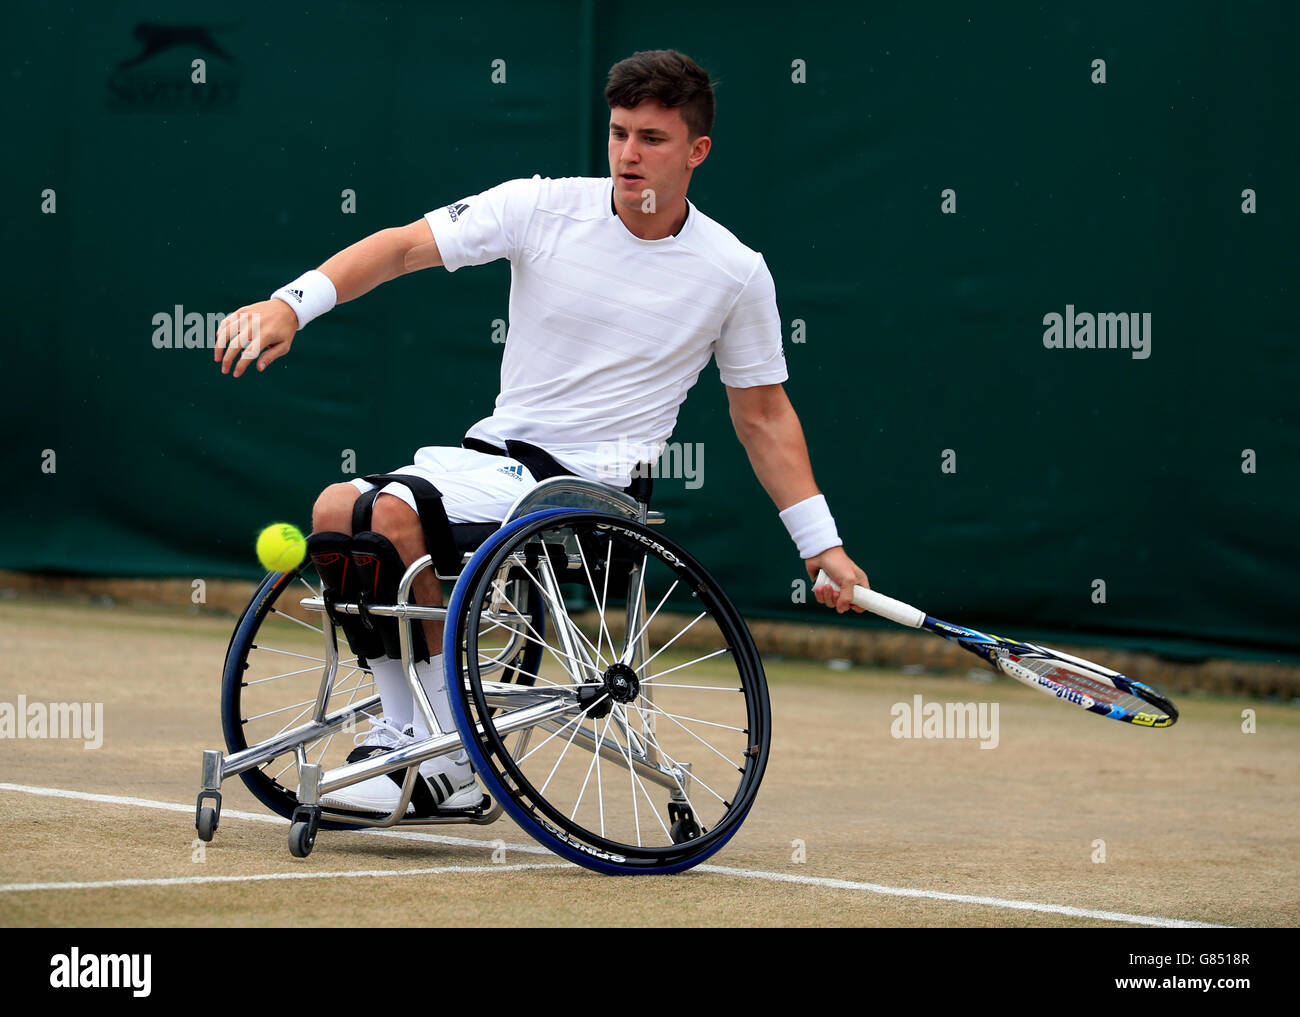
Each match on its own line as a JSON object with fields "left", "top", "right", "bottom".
{"left": 668, "top": 801, "right": 701, "bottom": 844}
{"left": 195, "top": 789, "right": 222, "bottom": 842}
{"left": 288, "top": 804, "right": 321, "bottom": 858}
{"left": 196, "top": 806, "right": 218, "bottom": 842}
{"left": 289, "top": 821, "right": 316, "bottom": 858}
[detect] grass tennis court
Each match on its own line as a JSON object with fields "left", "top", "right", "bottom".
{"left": 1, "top": 595, "right": 1296, "bottom": 927}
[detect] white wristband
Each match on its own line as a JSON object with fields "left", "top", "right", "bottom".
{"left": 779, "top": 494, "right": 841, "bottom": 559}
{"left": 270, "top": 269, "right": 337, "bottom": 329}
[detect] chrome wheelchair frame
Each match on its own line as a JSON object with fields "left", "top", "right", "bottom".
{"left": 196, "top": 477, "right": 771, "bottom": 875}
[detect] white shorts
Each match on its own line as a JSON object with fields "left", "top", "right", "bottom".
{"left": 348, "top": 446, "right": 537, "bottom": 524}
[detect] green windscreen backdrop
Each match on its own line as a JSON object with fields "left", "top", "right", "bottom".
{"left": 4, "top": 1, "right": 1297, "bottom": 662}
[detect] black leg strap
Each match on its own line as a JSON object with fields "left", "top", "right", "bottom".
{"left": 350, "top": 531, "right": 430, "bottom": 663}
{"left": 306, "top": 531, "right": 385, "bottom": 664}
{"left": 353, "top": 473, "right": 462, "bottom": 575}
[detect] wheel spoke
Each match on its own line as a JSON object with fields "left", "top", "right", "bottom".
{"left": 623, "top": 577, "right": 679, "bottom": 666}
{"left": 254, "top": 644, "right": 358, "bottom": 668}
{"left": 538, "top": 694, "right": 604, "bottom": 796}
{"left": 475, "top": 657, "right": 586, "bottom": 689}
{"left": 569, "top": 711, "right": 614, "bottom": 832}
{"left": 513, "top": 692, "right": 606, "bottom": 767}
{"left": 603, "top": 713, "right": 673, "bottom": 844}
{"left": 269, "top": 608, "right": 326, "bottom": 636}
{"left": 639, "top": 611, "right": 710, "bottom": 671}
{"left": 516, "top": 556, "right": 606, "bottom": 674}
{"left": 480, "top": 616, "right": 595, "bottom": 686}
{"left": 497, "top": 583, "right": 601, "bottom": 684}
{"left": 642, "top": 647, "right": 733, "bottom": 683}
{"left": 628, "top": 696, "right": 744, "bottom": 771}
{"left": 619, "top": 552, "right": 649, "bottom": 666}
{"left": 244, "top": 663, "right": 340, "bottom": 686}
{"left": 575, "top": 535, "right": 614, "bottom": 668}
{"left": 616, "top": 702, "right": 727, "bottom": 811}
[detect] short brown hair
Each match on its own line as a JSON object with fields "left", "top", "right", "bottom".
{"left": 605, "top": 49, "right": 715, "bottom": 140}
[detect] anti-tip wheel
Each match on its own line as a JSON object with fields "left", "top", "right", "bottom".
{"left": 669, "top": 802, "right": 701, "bottom": 844}
{"left": 288, "top": 820, "right": 316, "bottom": 858}
{"left": 196, "top": 806, "right": 218, "bottom": 842}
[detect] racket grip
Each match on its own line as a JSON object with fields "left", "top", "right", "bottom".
{"left": 814, "top": 571, "right": 926, "bottom": 629}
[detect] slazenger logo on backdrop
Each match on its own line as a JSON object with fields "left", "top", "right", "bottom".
{"left": 107, "top": 22, "right": 241, "bottom": 112}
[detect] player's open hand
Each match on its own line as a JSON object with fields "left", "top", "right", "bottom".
{"left": 214, "top": 299, "right": 299, "bottom": 377}
{"left": 807, "top": 547, "right": 868, "bottom": 614}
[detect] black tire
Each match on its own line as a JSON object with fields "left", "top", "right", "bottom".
{"left": 288, "top": 820, "right": 316, "bottom": 858}
{"left": 448, "top": 510, "right": 771, "bottom": 875}
{"left": 196, "top": 806, "right": 218, "bottom": 842}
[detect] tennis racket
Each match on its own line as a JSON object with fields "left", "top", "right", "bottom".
{"left": 814, "top": 572, "right": 1177, "bottom": 728}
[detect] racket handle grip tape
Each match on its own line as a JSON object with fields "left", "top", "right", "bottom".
{"left": 814, "top": 571, "right": 926, "bottom": 629}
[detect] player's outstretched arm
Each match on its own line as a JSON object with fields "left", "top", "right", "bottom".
{"left": 214, "top": 219, "right": 442, "bottom": 378}
{"left": 726, "top": 383, "right": 869, "bottom": 614}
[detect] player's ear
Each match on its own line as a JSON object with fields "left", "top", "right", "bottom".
{"left": 687, "top": 135, "right": 710, "bottom": 169}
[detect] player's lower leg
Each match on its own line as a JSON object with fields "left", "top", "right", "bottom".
{"left": 318, "top": 499, "right": 481, "bottom": 814}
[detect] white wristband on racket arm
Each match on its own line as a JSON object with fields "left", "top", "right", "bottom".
{"left": 779, "top": 494, "right": 842, "bottom": 559}
{"left": 270, "top": 269, "right": 337, "bottom": 329}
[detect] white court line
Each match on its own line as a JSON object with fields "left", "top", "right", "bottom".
{"left": 0, "top": 783, "right": 1226, "bottom": 928}
{"left": 0, "top": 864, "right": 569, "bottom": 895}
{"left": 0, "top": 781, "right": 553, "bottom": 853}
{"left": 692, "top": 865, "right": 1225, "bottom": 929}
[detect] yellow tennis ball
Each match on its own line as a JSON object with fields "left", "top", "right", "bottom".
{"left": 256, "top": 522, "right": 306, "bottom": 572}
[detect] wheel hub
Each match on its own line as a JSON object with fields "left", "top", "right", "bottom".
{"left": 602, "top": 662, "right": 640, "bottom": 704}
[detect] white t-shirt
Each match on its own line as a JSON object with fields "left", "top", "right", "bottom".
{"left": 425, "top": 175, "right": 787, "bottom": 487}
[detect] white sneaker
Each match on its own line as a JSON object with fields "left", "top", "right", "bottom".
{"left": 421, "top": 768, "right": 485, "bottom": 810}
{"left": 319, "top": 718, "right": 416, "bottom": 815}
{"left": 319, "top": 719, "right": 483, "bottom": 815}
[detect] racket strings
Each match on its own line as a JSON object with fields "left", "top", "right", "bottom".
{"left": 996, "top": 653, "right": 1174, "bottom": 724}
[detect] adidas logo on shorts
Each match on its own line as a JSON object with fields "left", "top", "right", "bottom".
{"left": 446, "top": 202, "right": 469, "bottom": 222}
{"left": 497, "top": 463, "right": 525, "bottom": 480}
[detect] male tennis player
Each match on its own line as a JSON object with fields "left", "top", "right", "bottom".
{"left": 214, "top": 49, "right": 868, "bottom": 815}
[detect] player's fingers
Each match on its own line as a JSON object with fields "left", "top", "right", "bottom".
{"left": 232, "top": 329, "right": 267, "bottom": 378}
{"left": 256, "top": 337, "right": 290, "bottom": 373}
{"left": 213, "top": 310, "right": 238, "bottom": 362}
{"left": 219, "top": 328, "right": 241, "bottom": 373}
{"left": 807, "top": 564, "right": 826, "bottom": 604}
{"left": 815, "top": 572, "right": 836, "bottom": 608}
{"left": 221, "top": 322, "right": 247, "bottom": 375}
{"left": 848, "top": 569, "right": 870, "bottom": 611}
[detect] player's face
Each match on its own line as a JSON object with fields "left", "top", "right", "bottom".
{"left": 608, "top": 101, "right": 709, "bottom": 213}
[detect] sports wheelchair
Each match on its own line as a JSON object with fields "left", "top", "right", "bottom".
{"left": 195, "top": 476, "right": 771, "bottom": 875}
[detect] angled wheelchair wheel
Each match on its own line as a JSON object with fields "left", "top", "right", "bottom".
{"left": 446, "top": 509, "right": 771, "bottom": 875}
{"left": 222, "top": 556, "right": 545, "bottom": 830}
{"left": 221, "top": 566, "right": 376, "bottom": 829}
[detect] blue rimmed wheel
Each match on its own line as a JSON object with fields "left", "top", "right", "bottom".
{"left": 445, "top": 509, "right": 771, "bottom": 875}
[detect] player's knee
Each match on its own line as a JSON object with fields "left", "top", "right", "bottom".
{"left": 312, "top": 483, "right": 360, "bottom": 533}
{"left": 370, "top": 492, "right": 423, "bottom": 547}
